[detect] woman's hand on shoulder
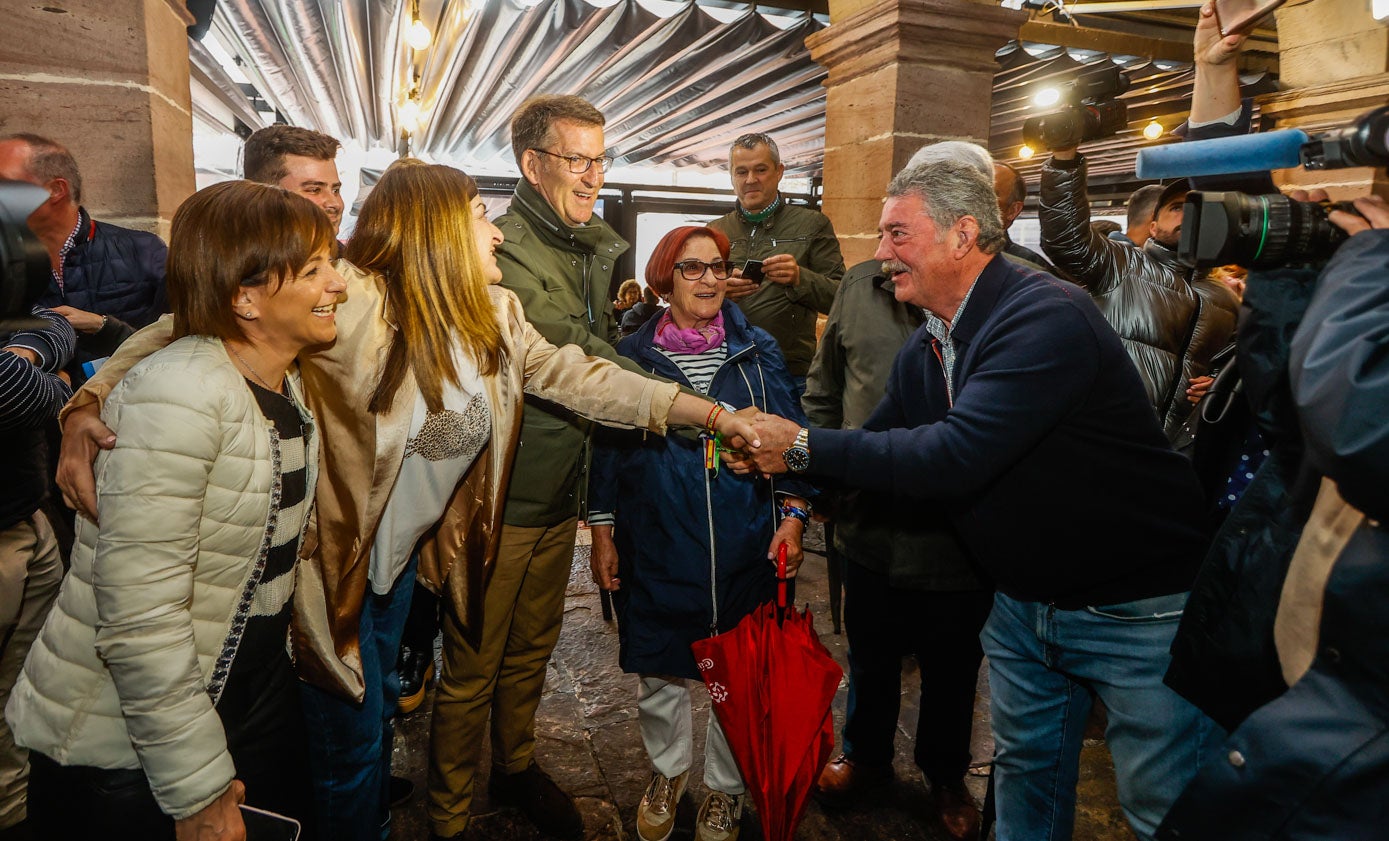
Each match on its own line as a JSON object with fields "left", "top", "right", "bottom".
{"left": 174, "top": 780, "right": 245, "bottom": 841}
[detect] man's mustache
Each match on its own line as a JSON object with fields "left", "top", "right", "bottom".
{"left": 881, "top": 260, "right": 910, "bottom": 275}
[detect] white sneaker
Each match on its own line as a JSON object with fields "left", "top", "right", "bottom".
{"left": 636, "top": 769, "right": 689, "bottom": 841}
{"left": 695, "top": 790, "right": 743, "bottom": 841}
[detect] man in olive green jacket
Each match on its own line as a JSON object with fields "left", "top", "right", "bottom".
{"left": 709, "top": 133, "right": 845, "bottom": 392}
{"left": 427, "top": 95, "right": 646, "bottom": 841}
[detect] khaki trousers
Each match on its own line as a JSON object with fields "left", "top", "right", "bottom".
{"left": 426, "top": 517, "right": 577, "bottom": 837}
{"left": 0, "top": 512, "right": 63, "bottom": 830}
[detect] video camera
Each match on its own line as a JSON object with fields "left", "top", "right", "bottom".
{"left": 0, "top": 180, "right": 50, "bottom": 334}
{"left": 1135, "top": 105, "right": 1389, "bottom": 269}
{"left": 1022, "top": 64, "right": 1130, "bottom": 152}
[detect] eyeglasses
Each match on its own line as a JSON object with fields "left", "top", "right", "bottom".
{"left": 530, "top": 148, "right": 614, "bottom": 174}
{"left": 674, "top": 259, "right": 734, "bottom": 280}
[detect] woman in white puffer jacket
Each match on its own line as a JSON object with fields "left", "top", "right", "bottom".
{"left": 6, "top": 180, "right": 345, "bottom": 841}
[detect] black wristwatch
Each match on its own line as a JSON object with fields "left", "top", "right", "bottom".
{"left": 783, "top": 427, "right": 810, "bottom": 473}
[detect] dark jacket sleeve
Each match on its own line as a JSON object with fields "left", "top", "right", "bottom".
{"left": 1038, "top": 155, "right": 1160, "bottom": 294}
{"left": 812, "top": 297, "right": 1102, "bottom": 499}
{"left": 1290, "top": 229, "right": 1389, "bottom": 521}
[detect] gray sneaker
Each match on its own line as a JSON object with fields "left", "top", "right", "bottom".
{"left": 636, "top": 769, "right": 690, "bottom": 841}
{"left": 695, "top": 790, "right": 743, "bottom": 841}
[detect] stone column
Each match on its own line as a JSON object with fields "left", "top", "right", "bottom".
{"left": 807, "top": 0, "right": 1027, "bottom": 266}
{"left": 0, "top": 0, "right": 196, "bottom": 238}
{"left": 1262, "top": 0, "right": 1389, "bottom": 198}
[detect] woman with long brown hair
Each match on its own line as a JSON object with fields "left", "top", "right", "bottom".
{"left": 56, "top": 160, "right": 758, "bottom": 841}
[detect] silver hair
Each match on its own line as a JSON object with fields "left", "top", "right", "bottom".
{"left": 905, "top": 141, "right": 993, "bottom": 179}
{"left": 888, "top": 159, "right": 1006, "bottom": 255}
{"left": 1, "top": 133, "right": 83, "bottom": 204}
{"left": 730, "top": 132, "right": 780, "bottom": 167}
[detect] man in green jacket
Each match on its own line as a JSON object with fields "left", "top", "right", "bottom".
{"left": 427, "top": 94, "right": 645, "bottom": 841}
{"left": 708, "top": 133, "right": 845, "bottom": 394}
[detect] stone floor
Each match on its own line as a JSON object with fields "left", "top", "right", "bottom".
{"left": 388, "top": 524, "right": 1136, "bottom": 841}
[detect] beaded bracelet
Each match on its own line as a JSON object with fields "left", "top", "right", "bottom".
{"left": 779, "top": 503, "right": 810, "bottom": 527}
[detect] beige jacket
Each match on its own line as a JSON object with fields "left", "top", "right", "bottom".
{"left": 8, "top": 336, "right": 317, "bottom": 820}
{"left": 68, "top": 264, "right": 680, "bottom": 701}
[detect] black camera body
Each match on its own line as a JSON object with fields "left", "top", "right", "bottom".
{"left": 1022, "top": 64, "right": 1130, "bottom": 152}
{"left": 0, "top": 180, "right": 53, "bottom": 334}
{"left": 1178, "top": 191, "right": 1355, "bottom": 269}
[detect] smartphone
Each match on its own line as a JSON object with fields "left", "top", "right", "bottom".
{"left": 239, "top": 804, "right": 301, "bottom": 841}
{"left": 741, "top": 259, "right": 765, "bottom": 284}
{"left": 1213, "top": 0, "right": 1286, "bottom": 37}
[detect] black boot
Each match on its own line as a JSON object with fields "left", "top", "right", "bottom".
{"left": 489, "top": 761, "right": 584, "bottom": 840}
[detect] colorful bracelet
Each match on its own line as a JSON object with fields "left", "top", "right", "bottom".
{"left": 705, "top": 404, "right": 724, "bottom": 433}
{"left": 779, "top": 503, "right": 810, "bottom": 527}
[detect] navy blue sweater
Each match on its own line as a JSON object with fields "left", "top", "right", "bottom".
{"left": 810, "top": 254, "right": 1208, "bottom": 608}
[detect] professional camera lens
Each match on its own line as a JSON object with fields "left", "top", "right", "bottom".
{"left": 1179, "top": 191, "right": 1351, "bottom": 269}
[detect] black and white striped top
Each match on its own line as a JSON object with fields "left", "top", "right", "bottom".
{"left": 656, "top": 344, "right": 727, "bottom": 395}
{"left": 217, "top": 379, "right": 310, "bottom": 722}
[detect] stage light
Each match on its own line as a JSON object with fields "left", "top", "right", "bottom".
{"left": 1018, "top": 144, "right": 1036, "bottom": 160}
{"left": 1033, "top": 87, "right": 1062, "bottom": 108}
{"left": 1143, "top": 120, "right": 1164, "bottom": 140}
{"left": 407, "top": 17, "right": 431, "bottom": 49}
{"left": 398, "top": 94, "right": 422, "bottom": 133}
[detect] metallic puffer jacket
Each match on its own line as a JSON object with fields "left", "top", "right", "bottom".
{"left": 1038, "top": 155, "right": 1238, "bottom": 440}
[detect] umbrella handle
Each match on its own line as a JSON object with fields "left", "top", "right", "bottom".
{"left": 777, "top": 542, "right": 788, "bottom": 612}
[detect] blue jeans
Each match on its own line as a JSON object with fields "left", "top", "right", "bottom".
{"left": 299, "top": 557, "right": 417, "bottom": 841}
{"left": 981, "top": 591, "right": 1219, "bottom": 841}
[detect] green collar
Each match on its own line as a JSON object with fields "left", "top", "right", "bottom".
{"left": 511, "top": 179, "right": 624, "bottom": 256}
{"left": 736, "top": 192, "right": 783, "bottom": 225}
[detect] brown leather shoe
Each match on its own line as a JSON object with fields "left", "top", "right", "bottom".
{"left": 814, "top": 754, "right": 893, "bottom": 802}
{"left": 935, "top": 786, "right": 982, "bottom": 841}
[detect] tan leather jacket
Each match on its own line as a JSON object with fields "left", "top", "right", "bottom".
{"left": 69, "top": 264, "right": 679, "bottom": 701}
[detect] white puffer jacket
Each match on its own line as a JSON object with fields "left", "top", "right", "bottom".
{"left": 6, "top": 335, "right": 317, "bottom": 820}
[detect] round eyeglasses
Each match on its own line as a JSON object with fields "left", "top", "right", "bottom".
{"left": 529, "top": 148, "right": 614, "bottom": 174}
{"left": 674, "top": 259, "right": 734, "bottom": 280}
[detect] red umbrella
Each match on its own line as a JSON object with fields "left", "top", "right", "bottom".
{"left": 691, "top": 544, "right": 843, "bottom": 841}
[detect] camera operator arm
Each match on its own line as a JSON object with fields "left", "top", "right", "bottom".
{"left": 1191, "top": 1, "right": 1247, "bottom": 125}
{"left": 1038, "top": 154, "right": 1151, "bottom": 295}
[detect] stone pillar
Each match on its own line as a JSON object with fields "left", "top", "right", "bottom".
{"left": 1262, "top": 0, "right": 1389, "bottom": 198}
{"left": 0, "top": 0, "right": 196, "bottom": 238}
{"left": 807, "top": 0, "right": 1027, "bottom": 266}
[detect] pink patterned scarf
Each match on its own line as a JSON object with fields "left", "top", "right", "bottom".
{"left": 652, "top": 309, "right": 726, "bottom": 354}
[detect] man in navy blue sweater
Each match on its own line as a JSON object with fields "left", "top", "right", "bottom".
{"left": 730, "top": 159, "right": 1217, "bottom": 841}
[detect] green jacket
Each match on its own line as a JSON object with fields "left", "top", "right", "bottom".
{"left": 708, "top": 202, "right": 845, "bottom": 377}
{"left": 495, "top": 180, "right": 643, "bottom": 527}
{"left": 802, "top": 261, "right": 987, "bottom": 592}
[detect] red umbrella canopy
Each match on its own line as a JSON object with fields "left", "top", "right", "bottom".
{"left": 691, "top": 547, "right": 843, "bottom": 841}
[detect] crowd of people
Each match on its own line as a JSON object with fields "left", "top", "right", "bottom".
{"left": 1, "top": 3, "right": 1386, "bottom": 841}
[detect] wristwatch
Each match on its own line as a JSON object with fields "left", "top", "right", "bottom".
{"left": 782, "top": 427, "right": 811, "bottom": 473}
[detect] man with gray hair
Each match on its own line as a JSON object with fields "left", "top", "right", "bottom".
{"left": 728, "top": 158, "right": 1217, "bottom": 841}
{"left": 0, "top": 134, "right": 166, "bottom": 382}
{"left": 709, "top": 132, "right": 844, "bottom": 394}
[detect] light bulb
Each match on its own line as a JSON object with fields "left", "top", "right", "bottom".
{"left": 399, "top": 97, "right": 422, "bottom": 133}
{"left": 1018, "top": 144, "right": 1036, "bottom": 160}
{"left": 1033, "top": 87, "right": 1061, "bottom": 108}
{"left": 1142, "top": 120, "right": 1164, "bottom": 141}
{"left": 407, "top": 18, "right": 432, "bottom": 50}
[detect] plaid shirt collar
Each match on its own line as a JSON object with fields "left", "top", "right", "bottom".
{"left": 923, "top": 277, "right": 980, "bottom": 402}
{"left": 52, "top": 207, "right": 89, "bottom": 291}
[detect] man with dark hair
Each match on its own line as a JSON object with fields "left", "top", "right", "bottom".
{"left": 992, "top": 161, "right": 1053, "bottom": 271}
{"left": 242, "top": 125, "right": 345, "bottom": 234}
{"left": 0, "top": 134, "right": 166, "bottom": 381}
{"left": 1116, "top": 184, "right": 1164, "bottom": 247}
{"left": 731, "top": 158, "right": 1217, "bottom": 841}
{"left": 427, "top": 93, "right": 643, "bottom": 841}
{"left": 709, "top": 133, "right": 844, "bottom": 395}
{"left": 1038, "top": 139, "right": 1238, "bottom": 442}
{"left": 0, "top": 306, "right": 74, "bottom": 839}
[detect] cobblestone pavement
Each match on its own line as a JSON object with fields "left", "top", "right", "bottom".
{"left": 389, "top": 524, "right": 1135, "bottom": 841}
